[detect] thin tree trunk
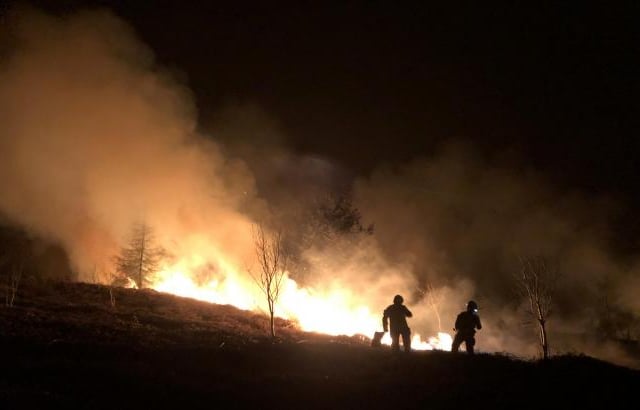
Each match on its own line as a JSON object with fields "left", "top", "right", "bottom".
{"left": 539, "top": 319, "right": 549, "bottom": 359}
{"left": 7, "top": 265, "right": 21, "bottom": 307}
{"left": 137, "top": 231, "right": 146, "bottom": 289}
{"left": 270, "top": 312, "right": 275, "bottom": 338}
{"left": 269, "top": 298, "right": 276, "bottom": 338}
{"left": 536, "top": 300, "right": 549, "bottom": 359}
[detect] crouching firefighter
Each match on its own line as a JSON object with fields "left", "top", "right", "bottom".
{"left": 382, "top": 295, "right": 413, "bottom": 352}
{"left": 451, "top": 300, "right": 482, "bottom": 354}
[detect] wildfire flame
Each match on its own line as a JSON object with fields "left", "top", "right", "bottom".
{"left": 124, "top": 277, "right": 138, "bottom": 289}
{"left": 150, "top": 255, "right": 452, "bottom": 351}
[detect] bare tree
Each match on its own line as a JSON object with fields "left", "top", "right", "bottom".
{"left": 0, "top": 229, "right": 29, "bottom": 308}
{"left": 5, "top": 259, "right": 23, "bottom": 307}
{"left": 0, "top": 252, "right": 23, "bottom": 308}
{"left": 105, "top": 271, "right": 119, "bottom": 309}
{"left": 514, "top": 256, "right": 560, "bottom": 360}
{"left": 115, "top": 223, "right": 164, "bottom": 289}
{"left": 249, "top": 224, "right": 289, "bottom": 338}
{"left": 418, "top": 281, "right": 444, "bottom": 331}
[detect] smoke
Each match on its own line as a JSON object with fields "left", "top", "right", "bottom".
{"left": 0, "top": 7, "right": 637, "bottom": 368}
{"left": 0, "top": 7, "right": 257, "bottom": 278}
{"left": 353, "top": 141, "right": 640, "bottom": 366}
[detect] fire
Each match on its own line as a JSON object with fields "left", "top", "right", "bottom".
{"left": 411, "top": 332, "right": 453, "bottom": 351}
{"left": 149, "top": 256, "right": 452, "bottom": 351}
{"left": 124, "top": 277, "right": 138, "bottom": 289}
{"left": 153, "top": 269, "right": 254, "bottom": 310}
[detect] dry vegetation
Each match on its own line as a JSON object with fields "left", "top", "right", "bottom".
{"left": 0, "top": 280, "right": 637, "bottom": 410}
{"left": 0, "top": 280, "right": 350, "bottom": 349}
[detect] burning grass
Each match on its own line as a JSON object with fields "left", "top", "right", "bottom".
{"left": 0, "top": 280, "right": 365, "bottom": 350}
{"left": 0, "top": 280, "right": 638, "bottom": 409}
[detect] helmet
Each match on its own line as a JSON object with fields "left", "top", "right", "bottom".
{"left": 467, "top": 300, "right": 478, "bottom": 312}
{"left": 393, "top": 294, "right": 404, "bottom": 304}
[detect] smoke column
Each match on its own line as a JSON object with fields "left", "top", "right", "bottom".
{"left": 0, "top": 7, "right": 258, "bottom": 279}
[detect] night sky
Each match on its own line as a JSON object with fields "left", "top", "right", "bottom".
{"left": 9, "top": 2, "right": 640, "bottom": 203}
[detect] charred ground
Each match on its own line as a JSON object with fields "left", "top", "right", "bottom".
{"left": 0, "top": 281, "right": 637, "bottom": 410}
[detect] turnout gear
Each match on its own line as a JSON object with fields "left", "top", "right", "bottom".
{"left": 382, "top": 295, "right": 413, "bottom": 352}
{"left": 452, "top": 300, "right": 482, "bottom": 354}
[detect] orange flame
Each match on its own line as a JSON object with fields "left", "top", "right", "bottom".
{"left": 150, "top": 255, "right": 452, "bottom": 351}
{"left": 124, "top": 277, "right": 138, "bottom": 289}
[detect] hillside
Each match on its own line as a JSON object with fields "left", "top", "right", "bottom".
{"left": 0, "top": 281, "right": 637, "bottom": 409}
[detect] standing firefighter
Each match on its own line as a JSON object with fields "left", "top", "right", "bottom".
{"left": 452, "top": 300, "right": 482, "bottom": 354}
{"left": 383, "top": 295, "right": 413, "bottom": 352}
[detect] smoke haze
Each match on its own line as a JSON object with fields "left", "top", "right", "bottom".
{"left": 0, "top": 7, "right": 638, "bottom": 367}
{"left": 354, "top": 142, "right": 639, "bottom": 366}
{"left": 0, "top": 7, "right": 258, "bottom": 277}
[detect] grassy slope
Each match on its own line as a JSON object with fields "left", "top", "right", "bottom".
{"left": 0, "top": 281, "right": 638, "bottom": 409}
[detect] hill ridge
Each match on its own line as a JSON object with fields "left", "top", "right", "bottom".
{"left": 0, "top": 281, "right": 637, "bottom": 409}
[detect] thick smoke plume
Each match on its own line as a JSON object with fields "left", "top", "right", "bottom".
{"left": 0, "top": 7, "right": 637, "bottom": 368}
{"left": 0, "top": 8, "right": 258, "bottom": 279}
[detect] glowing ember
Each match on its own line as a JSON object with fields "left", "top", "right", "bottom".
{"left": 149, "top": 258, "right": 451, "bottom": 351}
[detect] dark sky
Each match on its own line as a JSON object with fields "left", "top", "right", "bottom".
{"left": 11, "top": 1, "right": 640, "bottom": 201}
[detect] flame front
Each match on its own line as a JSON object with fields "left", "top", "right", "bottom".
{"left": 150, "top": 253, "right": 452, "bottom": 351}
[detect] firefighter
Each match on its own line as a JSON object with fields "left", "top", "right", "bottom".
{"left": 451, "top": 300, "right": 482, "bottom": 354}
{"left": 382, "top": 294, "right": 413, "bottom": 352}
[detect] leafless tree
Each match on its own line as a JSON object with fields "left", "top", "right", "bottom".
{"left": 105, "top": 271, "right": 119, "bottom": 309}
{"left": 0, "top": 234, "right": 28, "bottom": 308}
{"left": 249, "top": 224, "right": 289, "bottom": 338}
{"left": 5, "top": 259, "right": 23, "bottom": 307}
{"left": 514, "top": 256, "right": 560, "bottom": 360}
{"left": 0, "top": 253, "right": 23, "bottom": 308}
{"left": 418, "top": 281, "right": 444, "bottom": 331}
{"left": 114, "top": 223, "right": 165, "bottom": 289}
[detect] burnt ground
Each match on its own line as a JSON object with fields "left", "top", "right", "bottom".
{"left": 0, "top": 281, "right": 638, "bottom": 410}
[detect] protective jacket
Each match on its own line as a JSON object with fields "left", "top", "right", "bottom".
{"left": 383, "top": 303, "right": 413, "bottom": 332}
{"left": 454, "top": 311, "right": 482, "bottom": 336}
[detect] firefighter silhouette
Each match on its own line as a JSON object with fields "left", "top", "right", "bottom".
{"left": 451, "top": 300, "right": 482, "bottom": 354}
{"left": 382, "top": 294, "right": 413, "bottom": 352}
